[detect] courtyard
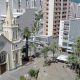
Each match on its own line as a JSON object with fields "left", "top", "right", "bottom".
{"left": 0, "top": 56, "right": 76, "bottom": 80}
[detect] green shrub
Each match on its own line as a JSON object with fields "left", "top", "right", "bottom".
{"left": 20, "top": 76, "right": 26, "bottom": 80}
{"left": 28, "top": 69, "right": 36, "bottom": 77}
{"left": 28, "top": 69, "right": 39, "bottom": 79}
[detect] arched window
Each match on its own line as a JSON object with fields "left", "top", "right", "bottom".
{"left": 0, "top": 51, "right": 7, "bottom": 64}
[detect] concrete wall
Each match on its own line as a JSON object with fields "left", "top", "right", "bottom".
{"left": 69, "top": 19, "right": 80, "bottom": 42}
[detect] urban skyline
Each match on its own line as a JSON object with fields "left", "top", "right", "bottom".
{"left": 0, "top": 0, "right": 80, "bottom": 80}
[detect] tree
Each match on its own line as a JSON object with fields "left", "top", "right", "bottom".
{"left": 23, "top": 27, "right": 31, "bottom": 61}
{"left": 75, "top": 74, "right": 80, "bottom": 80}
{"left": 68, "top": 54, "right": 78, "bottom": 69}
{"left": 49, "top": 40, "right": 57, "bottom": 60}
{"left": 41, "top": 46, "right": 49, "bottom": 64}
{"left": 35, "top": 10, "right": 43, "bottom": 21}
{"left": 77, "top": 58, "right": 80, "bottom": 77}
{"left": 75, "top": 37, "right": 80, "bottom": 76}
{"left": 74, "top": 37, "right": 80, "bottom": 56}
{"left": 71, "top": 37, "right": 80, "bottom": 79}
{"left": 32, "top": 10, "right": 43, "bottom": 35}
{"left": 32, "top": 21, "right": 39, "bottom": 34}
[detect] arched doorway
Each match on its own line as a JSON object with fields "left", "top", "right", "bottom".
{"left": 0, "top": 51, "right": 7, "bottom": 74}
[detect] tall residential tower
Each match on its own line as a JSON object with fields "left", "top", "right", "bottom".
{"left": 43, "top": 0, "right": 70, "bottom": 37}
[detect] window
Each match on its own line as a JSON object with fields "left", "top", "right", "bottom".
{"left": 63, "top": 3, "right": 67, "bottom": 6}
{"left": 46, "top": 17, "right": 48, "bottom": 19}
{"left": 46, "top": 8, "right": 48, "bottom": 10}
{"left": 46, "top": 21, "right": 48, "bottom": 23}
{"left": 0, "top": 51, "right": 6, "bottom": 63}
{"left": 63, "top": 37, "right": 68, "bottom": 40}
{"left": 63, "top": 42, "right": 67, "bottom": 46}
{"left": 18, "top": 0, "right": 21, "bottom": 9}
{"left": 46, "top": 33, "right": 48, "bottom": 35}
{"left": 13, "top": 29, "right": 18, "bottom": 40}
{"left": 46, "top": 29, "right": 48, "bottom": 31}
{"left": 64, "top": 0, "right": 67, "bottom": 1}
{"left": 63, "top": 7, "right": 67, "bottom": 10}
{"left": 68, "top": 44, "right": 72, "bottom": 47}
{"left": 46, "top": 4, "right": 48, "bottom": 6}
{"left": 62, "top": 16, "right": 66, "bottom": 18}
{"left": 46, "top": 25, "right": 48, "bottom": 27}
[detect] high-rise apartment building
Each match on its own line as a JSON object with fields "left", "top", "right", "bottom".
{"left": 76, "top": 3, "right": 80, "bottom": 18}
{"left": 43, "top": 0, "right": 70, "bottom": 37}
{"left": 69, "top": 2, "right": 77, "bottom": 19}
{"left": 59, "top": 19, "right": 80, "bottom": 52}
{"left": 69, "top": 2, "right": 80, "bottom": 19}
{"left": 25, "top": 0, "right": 43, "bottom": 9}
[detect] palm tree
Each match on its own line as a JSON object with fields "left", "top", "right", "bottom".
{"left": 41, "top": 46, "right": 49, "bottom": 64}
{"left": 49, "top": 41, "right": 57, "bottom": 60}
{"left": 23, "top": 27, "right": 31, "bottom": 61}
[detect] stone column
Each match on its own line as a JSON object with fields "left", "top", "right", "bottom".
{"left": 6, "top": 53, "right": 10, "bottom": 70}
{"left": 18, "top": 50, "right": 22, "bottom": 66}
{"left": 10, "top": 51, "right": 15, "bottom": 70}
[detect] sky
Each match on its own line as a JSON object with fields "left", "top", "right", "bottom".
{"left": 72, "top": 0, "right": 80, "bottom": 3}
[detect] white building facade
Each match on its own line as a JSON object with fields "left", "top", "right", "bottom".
{"left": 59, "top": 18, "right": 80, "bottom": 52}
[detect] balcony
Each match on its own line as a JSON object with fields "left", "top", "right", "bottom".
{"left": 63, "top": 35, "right": 68, "bottom": 39}
{"left": 63, "top": 39, "right": 68, "bottom": 43}
{"left": 64, "top": 26, "right": 69, "bottom": 29}
{"left": 63, "top": 31, "right": 68, "bottom": 35}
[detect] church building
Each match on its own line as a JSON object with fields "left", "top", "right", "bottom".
{"left": 0, "top": 0, "right": 23, "bottom": 74}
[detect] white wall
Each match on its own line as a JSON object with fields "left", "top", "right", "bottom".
{"left": 59, "top": 20, "right": 64, "bottom": 47}
{"left": 48, "top": 0, "right": 54, "bottom": 36}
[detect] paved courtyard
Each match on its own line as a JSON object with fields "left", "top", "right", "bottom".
{"left": 0, "top": 57, "right": 76, "bottom": 80}
{"left": 37, "top": 58, "right": 76, "bottom": 80}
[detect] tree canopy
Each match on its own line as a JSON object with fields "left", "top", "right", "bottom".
{"left": 23, "top": 27, "right": 31, "bottom": 38}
